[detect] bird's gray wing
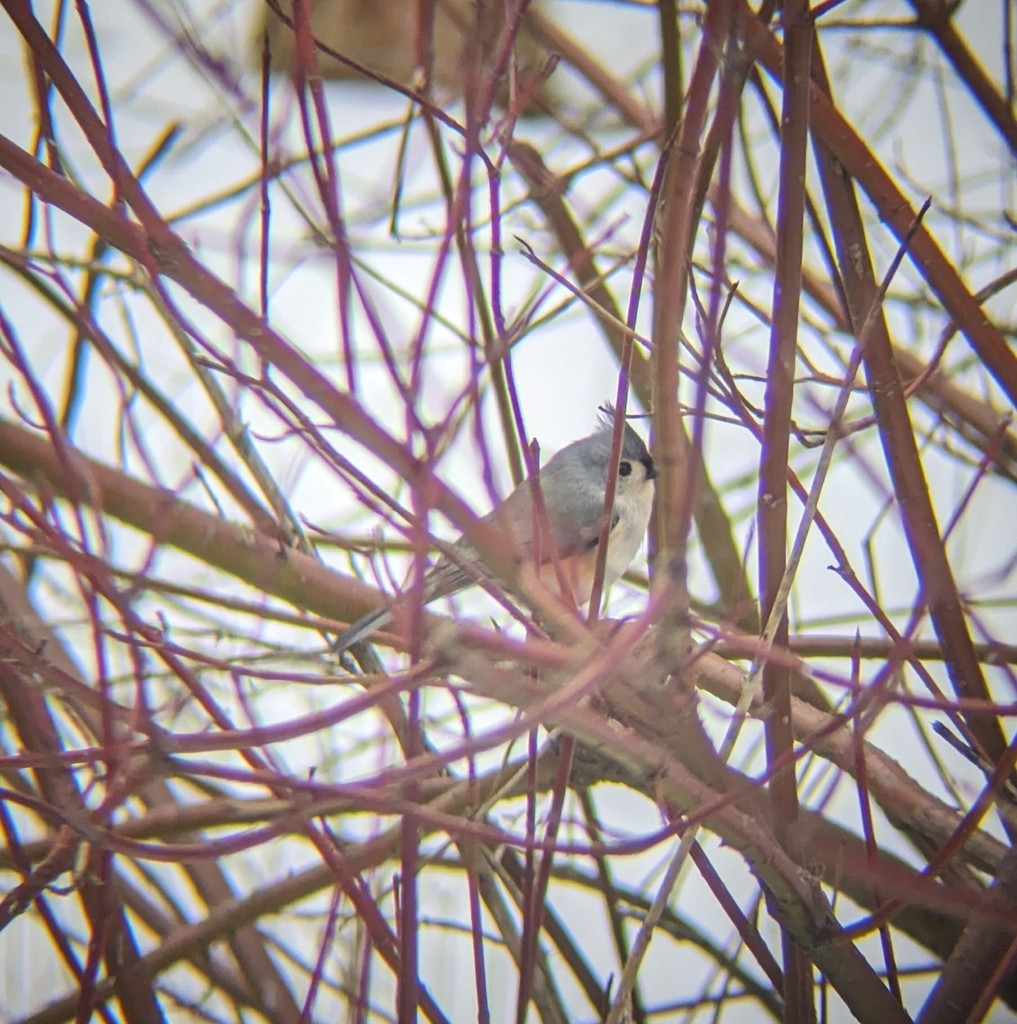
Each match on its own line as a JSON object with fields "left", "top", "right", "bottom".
{"left": 334, "top": 458, "right": 614, "bottom": 652}
{"left": 537, "top": 454, "right": 615, "bottom": 555}
{"left": 333, "top": 528, "right": 499, "bottom": 654}
{"left": 482, "top": 468, "right": 615, "bottom": 568}
{"left": 421, "top": 482, "right": 536, "bottom": 602}
{"left": 332, "top": 605, "right": 394, "bottom": 654}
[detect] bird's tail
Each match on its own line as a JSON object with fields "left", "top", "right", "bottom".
{"left": 332, "top": 606, "right": 394, "bottom": 654}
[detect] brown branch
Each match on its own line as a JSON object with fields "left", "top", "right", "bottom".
{"left": 743, "top": 6, "right": 1017, "bottom": 410}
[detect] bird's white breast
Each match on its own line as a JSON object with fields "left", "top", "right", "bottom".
{"left": 601, "top": 478, "right": 654, "bottom": 591}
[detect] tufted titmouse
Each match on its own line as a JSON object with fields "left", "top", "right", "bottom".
{"left": 334, "top": 409, "right": 656, "bottom": 652}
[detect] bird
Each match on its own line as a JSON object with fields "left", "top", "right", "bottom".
{"left": 333, "top": 408, "right": 656, "bottom": 653}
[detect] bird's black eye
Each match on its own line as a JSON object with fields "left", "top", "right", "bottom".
{"left": 619, "top": 460, "right": 632, "bottom": 477}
